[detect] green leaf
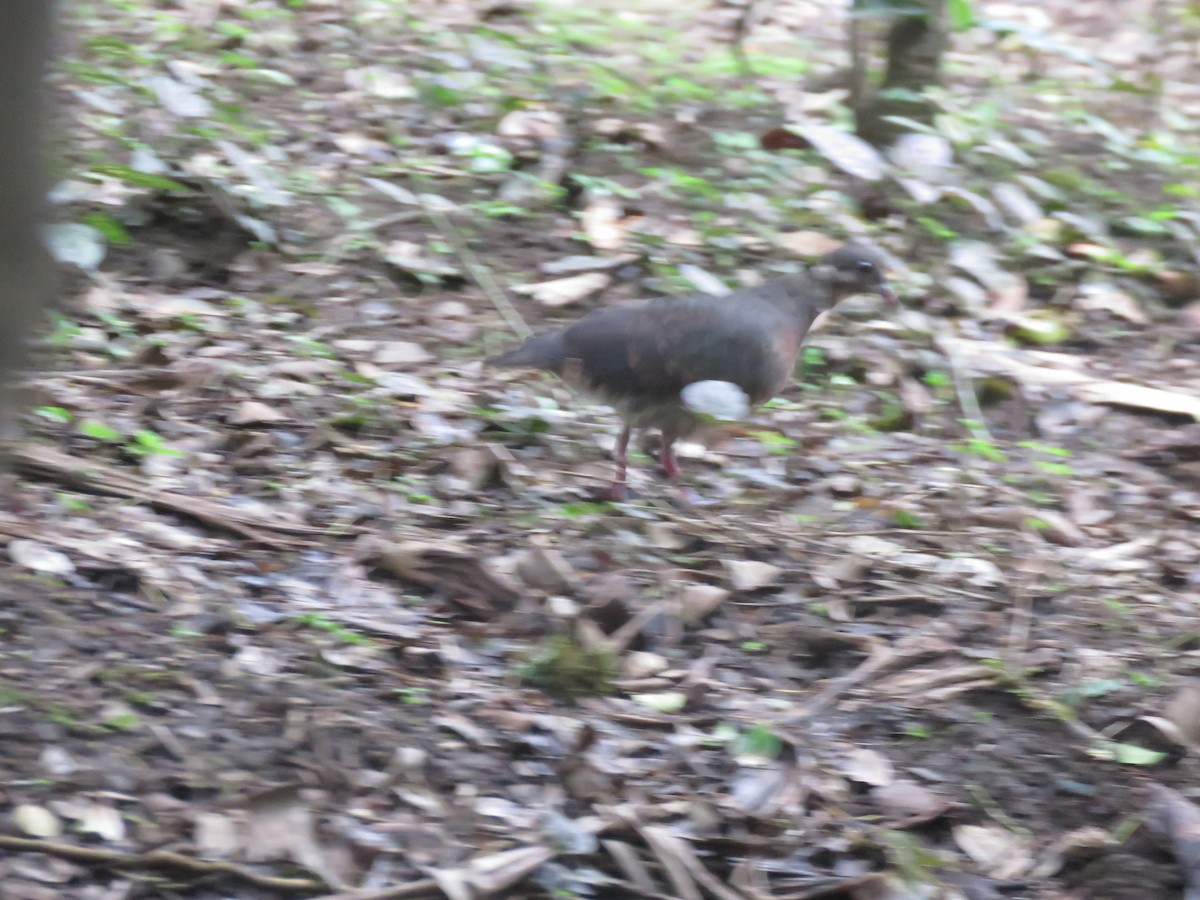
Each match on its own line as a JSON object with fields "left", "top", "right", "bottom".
{"left": 947, "top": 0, "right": 976, "bottom": 30}
{"left": 80, "top": 421, "right": 121, "bottom": 441}
{"left": 91, "top": 163, "right": 188, "bottom": 193}
{"left": 735, "top": 724, "right": 783, "bottom": 759}
{"left": 1091, "top": 741, "right": 1167, "bottom": 766}
{"left": 36, "top": 406, "right": 73, "bottom": 424}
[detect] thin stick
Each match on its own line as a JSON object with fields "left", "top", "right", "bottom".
{"left": 406, "top": 174, "right": 531, "bottom": 339}
{"left": 0, "top": 836, "right": 326, "bottom": 892}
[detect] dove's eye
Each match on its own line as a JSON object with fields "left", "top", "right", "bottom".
{"left": 857, "top": 260, "right": 875, "bottom": 274}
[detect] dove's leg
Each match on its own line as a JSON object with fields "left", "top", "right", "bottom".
{"left": 660, "top": 442, "right": 680, "bottom": 480}
{"left": 605, "top": 423, "right": 632, "bottom": 500}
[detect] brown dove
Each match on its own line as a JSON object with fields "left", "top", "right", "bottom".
{"left": 488, "top": 242, "right": 897, "bottom": 499}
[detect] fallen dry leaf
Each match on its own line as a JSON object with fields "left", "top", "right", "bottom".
{"left": 512, "top": 272, "right": 611, "bottom": 307}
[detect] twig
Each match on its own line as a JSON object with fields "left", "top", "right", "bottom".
{"left": 0, "top": 836, "right": 326, "bottom": 893}
{"left": 315, "top": 879, "right": 440, "bottom": 900}
{"left": 730, "top": 0, "right": 766, "bottom": 78}
{"left": 10, "top": 443, "right": 323, "bottom": 547}
{"left": 934, "top": 327, "right": 993, "bottom": 442}
{"left": 406, "top": 174, "right": 531, "bottom": 339}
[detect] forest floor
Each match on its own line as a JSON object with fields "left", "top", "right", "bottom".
{"left": 2, "top": 0, "right": 1200, "bottom": 898}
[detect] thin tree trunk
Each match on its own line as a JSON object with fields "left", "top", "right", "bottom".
{"left": 0, "top": 5, "right": 56, "bottom": 442}
{"left": 854, "top": 0, "right": 948, "bottom": 146}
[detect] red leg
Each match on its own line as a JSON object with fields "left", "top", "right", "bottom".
{"left": 606, "top": 424, "right": 631, "bottom": 500}
{"left": 660, "top": 441, "right": 680, "bottom": 480}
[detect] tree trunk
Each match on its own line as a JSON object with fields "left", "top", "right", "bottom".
{"left": 0, "top": 5, "right": 56, "bottom": 441}
{"left": 854, "top": 0, "right": 948, "bottom": 146}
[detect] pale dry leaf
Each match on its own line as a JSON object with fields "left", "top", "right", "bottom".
{"left": 677, "top": 263, "right": 729, "bottom": 296}
{"left": 937, "top": 557, "right": 1006, "bottom": 587}
{"left": 8, "top": 539, "right": 75, "bottom": 576}
{"left": 986, "top": 274, "right": 1029, "bottom": 316}
{"left": 840, "top": 748, "right": 895, "bottom": 787}
{"left": 134, "top": 296, "right": 225, "bottom": 318}
{"left": 724, "top": 559, "right": 782, "bottom": 591}
{"left": 791, "top": 123, "right": 886, "bottom": 180}
{"left": 194, "top": 812, "right": 240, "bottom": 857}
{"left": 44, "top": 223, "right": 106, "bottom": 271}
{"left": 774, "top": 230, "right": 843, "bottom": 257}
{"left": 646, "top": 522, "right": 685, "bottom": 550}
{"left": 383, "top": 240, "right": 460, "bottom": 277}
{"left": 373, "top": 372, "right": 432, "bottom": 397}
{"left": 364, "top": 177, "right": 418, "bottom": 205}
{"left": 631, "top": 691, "right": 687, "bottom": 713}
{"left": 467, "top": 34, "right": 534, "bottom": 70}
{"left": 580, "top": 193, "right": 627, "bottom": 251}
{"left": 679, "top": 584, "right": 729, "bottom": 624}
{"left": 76, "top": 804, "right": 126, "bottom": 843}
{"left": 625, "top": 651, "right": 669, "bottom": 678}
{"left": 512, "top": 272, "right": 610, "bottom": 308}
{"left": 889, "top": 132, "right": 953, "bottom": 181}
{"left": 1164, "top": 681, "right": 1200, "bottom": 747}
{"left": 938, "top": 336, "right": 1200, "bottom": 421}
{"left": 13, "top": 804, "right": 63, "bottom": 838}
{"left": 993, "top": 182, "right": 1043, "bottom": 225}
{"left": 870, "top": 781, "right": 949, "bottom": 821}
{"left": 1180, "top": 302, "right": 1200, "bottom": 334}
{"left": 466, "top": 846, "right": 557, "bottom": 894}
{"left": 943, "top": 186, "right": 1005, "bottom": 230}
{"left": 344, "top": 66, "right": 415, "bottom": 99}
{"left": 229, "top": 400, "right": 288, "bottom": 425}
{"left": 540, "top": 253, "right": 637, "bottom": 276}
{"left": 246, "top": 786, "right": 345, "bottom": 888}
{"left": 145, "top": 74, "right": 212, "bottom": 117}
{"left": 497, "top": 108, "right": 565, "bottom": 139}
{"left": 1075, "top": 283, "right": 1148, "bottom": 324}
{"left": 374, "top": 341, "right": 432, "bottom": 366}
{"left": 953, "top": 823, "right": 1034, "bottom": 880}
{"left": 895, "top": 176, "right": 942, "bottom": 205}
{"left": 811, "top": 553, "right": 868, "bottom": 591}
{"left": 516, "top": 546, "right": 574, "bottom": 594}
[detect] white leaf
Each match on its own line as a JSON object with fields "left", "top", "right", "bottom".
{"left": 724, "top": 559, "right": 782, "bottom": 591}
{"left": 512, "top": 272, "right": 610, "bottom": 308}
{"left": 8, "top": 539, "right": 74, "bottom": 576}
{"left": 145, "top": 75, "right": 212, "bottom": 117}
{"left": 373, "top": 341, "right": 432, "bottom": 366}
{"left": 774, "top": 230, "right": 843, "bottom": 257}
{"left": 43, "top": 223, "right": 106, "bottom": 271}
{"left": 13, "top": 804, "right": 63, "bottom": 838}
{"left": 889, "top": 132, "right": 953, "bottom": 181}
{"left": 791, "top": 123, "right": 886, "bottom": 181}
{"left": 364, "top": 177, "right": 418, "bottom": 205}
{"left": 229, "top": 401, "right": 288, "bottom": 425}
{"left": 344, "top": 66, "right": 415, "bottom": 99}
{"left": 840, "top": 748, "right": 895, "bottom": 787}
{"left": 677, "top": 264, "right": 729, "bottom": 296}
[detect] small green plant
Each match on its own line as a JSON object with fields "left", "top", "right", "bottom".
{"left": 127, "top": 429, "right": 183, "bottom": 458}
{"left": 517, "top": 635, "right": 616, "bottom": 703}
{"left": 750, "top": 431, "right": 797, "bottom": 456}
{"left": 557, "top": 501, "right": 613, "bottom": 518}
{"left": 891, "top": 508, "right": 925, "bottom": 529}
{"left": 950, "top": 436, "right": 1008, "bottom": 463}
{"left": 733, "top": 724, "right": 783, "bottom": 759}
{"left": 294, "top": 613, "right": 369, "bottom": 645}
{"left": 79, "top": 420, "right": 122, "bottom": 441}
{"left": 36, "top": 406, "right": 73, "bottom": 424}
{"left": 394, "top": 687, "right": 431, "bottom": 705}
